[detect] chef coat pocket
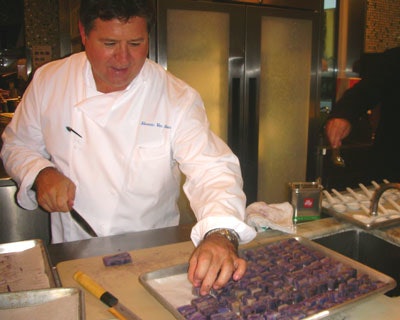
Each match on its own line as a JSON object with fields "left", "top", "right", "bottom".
{"left": 126, "top": 144, "right": 175, "bottom": 194}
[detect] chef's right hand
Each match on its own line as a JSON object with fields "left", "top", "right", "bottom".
{"left": 188, "top": 233, "right": 246, "bottom": 296}
{"left": 33, "top": 167, "right": 76, "bottom": 213}
{"left": 325, "top": 118, "right": 352, "bottom": 148}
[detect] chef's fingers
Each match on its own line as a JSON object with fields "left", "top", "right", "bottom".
{"left": 201, "top": 262, "right": 231, "bottom": 295}
{"left": 51, "top": 179, "right": 75, "bottom": 212}
{"left": 192, "top": 254, "right": 218, "bottom": 296}
{"left": 232, "top": 257, "right": 247, "bottom": 281}
{"left": 188, "top": 234, "right": 240, "bottom": 295}
{"left": 187, "top": 248, "right": 212, "bottom": 291}
{"left": 34, "top": 167, "right": 76, "bottom": 212}
{"left": 187, "top": 254, "right": 199, "bottom": 286}
{"left": 67, "top": 183, "right": 76, "bottom": 209}
{"left": 325, "top": 118, "right": 352, "bottom": 148}
{"left": 211, "top": 256, "right": 245, "bottom": 291}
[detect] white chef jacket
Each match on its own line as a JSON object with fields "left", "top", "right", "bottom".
{"left": 1, "top": 52, "right": 256, "bottom": 244}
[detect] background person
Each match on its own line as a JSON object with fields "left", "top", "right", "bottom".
{"left": 325, "top": 46, "right": 400, "bottom": 183}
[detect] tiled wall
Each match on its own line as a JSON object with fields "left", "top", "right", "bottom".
{"left": 365, "top": 0, "right": 400, "bottom": 52}
{"left": 24, "top": 0, "right": 60, "bottom": 69}
{"left": 22, "top": 0, "right": 400, "bottom": 59}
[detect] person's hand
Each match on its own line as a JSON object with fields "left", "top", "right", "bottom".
{"left": 33, "top": 167, "right": 76, "bottom": 213}
{"left": 325, "top": 118, "right": 352, "bottom": 148}
{"left": 187, "top": 233, "right": 246, "bottom": 296}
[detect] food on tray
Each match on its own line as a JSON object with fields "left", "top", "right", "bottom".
{"left": 0, "top": 244, "right": 51, "bottom": 292}
{"left": 177, "top": 238, "right": 385, "bottom": 319}
{"left": 102, "top": 251, "right": 132, "bottom": 266}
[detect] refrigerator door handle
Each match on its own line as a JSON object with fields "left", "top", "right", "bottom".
{"left": 230, "top": 77, "right": 241, "bottom": 155}
{"left": 248, "top": 77, "right": 258, "bottom": 158}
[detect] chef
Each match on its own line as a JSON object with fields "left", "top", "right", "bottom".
{"left": 0, "top": 0, "right": 256, "bottom": 295}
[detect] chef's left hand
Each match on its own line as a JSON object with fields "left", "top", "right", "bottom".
{"left": 188, "top": 233, "right": 246, "bottom": 295}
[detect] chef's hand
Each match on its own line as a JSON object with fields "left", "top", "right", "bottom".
{"left": 33, "top": 167, "right": 76, "bottom": 213}
{"left": 188, "top": 233, "right": 246, "bottom": 296}
{"left": 325, "top": 118, "right": 352, "bottom": 148}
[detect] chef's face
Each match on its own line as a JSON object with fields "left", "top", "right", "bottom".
{"left": 79, "top": 16, "right": 149, "bottom": 93}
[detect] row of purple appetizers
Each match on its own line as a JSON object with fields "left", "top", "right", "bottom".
{"left": 177, "top": 238, "right": 385, "bottom": 320}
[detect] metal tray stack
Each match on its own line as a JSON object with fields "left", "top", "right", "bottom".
{"left": 0, "top": 288, "right": 84, "bottom": 320}
{"left": 0, "top": 239, "right": 84, "bottom": 319}
{"left": 0, "top": 239, "right": 59, "bottom": 291}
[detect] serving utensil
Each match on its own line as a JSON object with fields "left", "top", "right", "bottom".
{"left": 346, "top": 187, "right": 361, "bottom": 200}
{"left": 322, "top": 190, "right": 338, "bottom": 205}
{"left": 358, "top": 183, "right": 373, "bottom": 199}
{"left": 331, "top": 188, "right": 354, "bottom": 202}
{"left": 331, "top": 148, "right": 345, "bottom": 167}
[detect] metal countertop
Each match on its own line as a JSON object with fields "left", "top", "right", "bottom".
{"left": 47, "top": 224, "right": 193, "bottom": 266}
{"left": 1, "top": 176, "right": 194, "bottom": 266}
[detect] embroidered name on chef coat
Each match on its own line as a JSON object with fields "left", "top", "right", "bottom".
{"left": 141, "top": 121, "right": 171, "bottom": 129}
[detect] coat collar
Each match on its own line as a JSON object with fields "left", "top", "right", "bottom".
{"left": 73, "top": 59, "right": 148, "bottom": 126}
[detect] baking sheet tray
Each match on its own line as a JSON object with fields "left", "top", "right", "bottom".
{"left": 0, "top": 288, "right": 84, "bottom": 319}
{"left": 0, "top": 239, "right": 60, "bottom": 291}
{"left": 139, "top": 235, "right": 396, "bottom": 320}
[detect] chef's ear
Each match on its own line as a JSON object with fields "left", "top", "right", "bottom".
{"left": 79, "top": 21, "right": 86, "bottom": 46}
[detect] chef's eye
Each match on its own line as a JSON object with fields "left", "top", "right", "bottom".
{"left": 128, "top": 41, "right": 141, "bottom": 47}
{"left": 104, "top": 41, "right": 116, "bottom": 47}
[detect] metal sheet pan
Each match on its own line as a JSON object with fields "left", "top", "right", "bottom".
{"left": 0, "top": 239, "right": 60, "bottom": 290}
{"left": 139, "top": 235, "right": 396, "bottom": 320}
{"left": 0, "top": 288, "right": 84, "bottom": 319}
{"left": 322, "top": 187, "right": 400, "bottom": 230}
{"left": 323, "top": 207, "right": 400, "bottom": 230}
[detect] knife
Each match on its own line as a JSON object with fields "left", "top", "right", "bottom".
{"left": 74, "top": 271, "right": 141, "bottom": 320}
{"left": 70, "top": 208, "right": 98, "bottom": 237}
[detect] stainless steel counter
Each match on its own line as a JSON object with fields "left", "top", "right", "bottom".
{"left": 47, "top": 224, "right": 193, "bottom": 266}
{"left": 47, "top": 216, "right": 400, "bottom": 267}
{"left": 46, "top": 218, "right": 345, "bottom": 267}
{"left": 0, "top": 178, "right": 50, "bottom": 244}
{"left": 0, "top": 176, "right": 193, "bottom": 266}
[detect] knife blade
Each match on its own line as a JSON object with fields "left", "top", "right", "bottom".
{"left": 74, "top": 271, "right": 141, "bottom": 320}
{"left": 70, "top": 208, "right": 98, "bottom": 237}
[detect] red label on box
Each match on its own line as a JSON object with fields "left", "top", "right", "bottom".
{"left": 303, "top": 198, "right": 314, "bottom": 208}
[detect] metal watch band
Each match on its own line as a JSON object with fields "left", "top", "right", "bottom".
{"left": 204, "top": 228, "right": 240, "bottom": 251}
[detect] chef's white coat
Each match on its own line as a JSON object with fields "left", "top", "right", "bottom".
{"left": 1, "top": 52, "right": 256, "bottom": 244}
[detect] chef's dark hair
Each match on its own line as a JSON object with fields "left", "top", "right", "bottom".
{"left": 79, "top": 0, "right": 155, "bottom": 35}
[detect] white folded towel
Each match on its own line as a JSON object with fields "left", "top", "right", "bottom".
{"left": 246, "top": 201, "right": 295, "bottom": 234}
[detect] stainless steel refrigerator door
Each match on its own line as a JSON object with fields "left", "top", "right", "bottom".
{"left": 245, "top": 7, "right": 321, "bottom": 203}
{"left": 156, "top": 0, "right": 322, "bottom": 204}
{"left": 156, "top": 0, "right": 246, "bottom": 149}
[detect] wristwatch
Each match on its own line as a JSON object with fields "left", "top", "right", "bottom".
{"left": 204, "top": 228, "right": 240, "bottom": 251}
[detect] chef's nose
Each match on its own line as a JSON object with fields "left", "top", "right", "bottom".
{"left": 114, "top": 44, "right": 130, "bottom": 63}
